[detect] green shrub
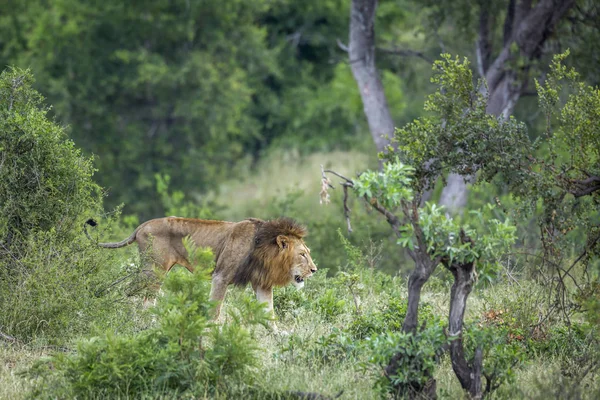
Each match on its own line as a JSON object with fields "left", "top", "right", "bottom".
{"left": 26, "top": 246, "right": 267, "bottom": 399}
{"left": 313, "top": 289, "right": 347, "bottom": 321}
{"left": 273, "top": 285, "right": 310, "bottom": 320}
{"left": 0, "top": 68, "right": 136, "bottom": 343}
{"left": 462, "top": 323, "right": 527, "bottom": 394}
{"left": 0, "top": 68, "right": 102, "bottom": 253}
{"left": 363, "top": 324, "right": 448, "bottom": 398}
{"left": 348, "top": 297, "right": 437, "bottom": 340}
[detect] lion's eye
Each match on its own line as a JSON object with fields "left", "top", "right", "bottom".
{"left": 301, "top": 253, "right": 306, "bottom": 258}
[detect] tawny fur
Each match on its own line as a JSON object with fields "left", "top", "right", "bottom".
{"left": 84, "top": 216, "right": 316, "bottom": 321}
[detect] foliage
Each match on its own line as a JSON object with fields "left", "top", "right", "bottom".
{"left": 364, "top": 324, "right": 448, "bottom": 397}
{"left": 0, "top": 68, "right": 135, "bottom": 343}
{"left": 390, "top": 54, "right": 531, "bottom": 192}
{"left": 0, "top": 68, "right": 102, "bottom": 251}
{"left": 402, "top": 203, "right": 517, "bottom": 284}
{"left": 26, "top": 246, "right": 267, "bottom": 399}
{"left": 463, "top": 324, "right": 527, "bottom": 393}
{"left": 349, "top": 297, "right": 437, "bottom": 340}
{"left": 526, "top": 51, "right": 600, "bottom": 258}
{"left": 313, "top": 289, "right": 346, "bottom": 321}
{"left": 353, "top": 159, "right": 415, "bottom": 209}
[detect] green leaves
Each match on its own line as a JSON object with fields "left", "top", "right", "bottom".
{"left": 390, "top": 52, "right": 531, "bottom": 192}
{"left": 396, "top": 202, "right": 517, "bottom": 282}
{"left": 27, "top": 244, "right": 266, "bottom": 398}
{"left": 353, "top": 159, "right": 415, "bottom": 209}
{"left": 364, "top": 324, "right": 448, "bottom": 396}
{"left": 0, "top": 68, "right": 102, "bottom": 246}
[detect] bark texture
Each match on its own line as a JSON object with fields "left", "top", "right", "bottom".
{"left": 349, "top": 0, "right": 395, "bottom": 153}
{"left": 445, "top": 231, "right": 483, "bottom": 399}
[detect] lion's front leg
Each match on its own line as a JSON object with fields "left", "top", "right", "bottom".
{"left": 209, "top": 275, "right": 229, "bottom": 322}
{"left": 254, "top": 286, "right": 278, "bottom": 331}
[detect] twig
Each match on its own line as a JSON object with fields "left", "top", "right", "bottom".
{"left": 0, "top": 331, "right": 19, "bottom": 344}
{"left": 336, "top": 38, "right": 349, "bottom": 52}
{"left": 342, "top": 183, "right": 353, "bottom": 233}
{"left": 324, "top": 169, "right": 354, "bottom": 185}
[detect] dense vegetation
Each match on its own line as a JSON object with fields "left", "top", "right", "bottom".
{"left": 1, "top": 1, "right": 599, "bottom": 399}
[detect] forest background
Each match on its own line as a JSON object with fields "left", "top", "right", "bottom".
{"left": 1, "top": 0, "right": 599, "bottom": 399}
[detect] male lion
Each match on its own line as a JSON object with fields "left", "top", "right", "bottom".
{"left": 84, "top": 217, "right": 316, "bottom": 322}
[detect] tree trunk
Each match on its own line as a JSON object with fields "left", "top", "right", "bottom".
{"left": 402, "top": 258, "right": 436, "bottom": 333}
{"left": 438, "top": 0, "right": 576, "bottom": 212}
{"left": 447, "top": 258, "right": 482, "bottom": 399}
{"left": 385, "top": 252, "right": 439, "bottom": 399}
{"left": 445, "top": 229, "right": 484, "bottom": 399}
{"left": 349, "top": 0, "right": 395, "bottom": 153}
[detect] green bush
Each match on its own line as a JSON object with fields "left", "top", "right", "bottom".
{"left": 348, "top": 297, "right": 437, "bottom": 340}
{"left": 363, "top": 324, "right": 448, "bottom": 398}
{"left": 0, "top": 68, "right": 136, "bottom": 343}
{"left": 26, "top": 247, "right": 268, "bottom": 399}
{"left": 313, "top": 289, "right": 347, "bottom": 321}
{"left": 0, "top": 68, "right": 102, "bottom": 252}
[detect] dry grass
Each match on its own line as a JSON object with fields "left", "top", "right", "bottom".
{"left": 0, "top": 345, "right": 46, "bottom": 400}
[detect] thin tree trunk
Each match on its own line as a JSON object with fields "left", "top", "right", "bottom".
{"left": 447, "top": 259, "right": 481, "bottom": 398}
{"left": 402, "top": 259, "right": 436, "bottom": 333}
{"left": 446, "top": 230, "right": 483, "bottom": 399}
{"left": 349, "top": 0, "right": 395, "bottom": 153}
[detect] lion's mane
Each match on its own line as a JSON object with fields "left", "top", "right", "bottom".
{"left": 232, "top": 217, "right": 308, "bottom": 289}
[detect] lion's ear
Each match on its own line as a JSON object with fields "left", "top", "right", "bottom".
{"left": 276, "top": 235, "right": 289, "bottom": 249}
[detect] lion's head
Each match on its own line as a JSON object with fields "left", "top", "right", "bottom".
{"left": 233, "top": 218, "right": 317, "bottom": 289}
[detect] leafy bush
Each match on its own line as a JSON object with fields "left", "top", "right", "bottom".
{"left": 313, "top": 289, "right": 347, "bottom": 321}
{"left": 0, "top": 68, "right": 102, "bottom": 252}
{"left": 273, "top": 285, "right": 310, "bottom": 319}
{"left": 463, "top": 324, "right": 526, "bottom": 393}
{"left": 348, "top": 297, "right": 437, "bottom": 340}
{"left": 0, "top": 68, "right": 135, "bottom": 342}
{"left": 26, "top": 246, "right": 267, "bottom": 399}
{"left": 363, "top": 324, "right": 448, "bottom": 398}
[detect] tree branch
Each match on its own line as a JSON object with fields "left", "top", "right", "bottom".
{"left": 365, "top": 196, "right": 402, "bottom": 237}
{"left": 323, "top": 169, "right": 354, "bottom": 184}
{"left": 342, "top": 184, "right": 353, "bottom": 233}
{"left": 0, "top": 330, "right": 19, "bottom": 344}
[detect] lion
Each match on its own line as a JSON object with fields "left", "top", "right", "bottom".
{"left": 84, "top": 216, "right": 317, "bottom": 323}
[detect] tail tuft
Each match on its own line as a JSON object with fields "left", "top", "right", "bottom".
{"left": 86, "top": 219, "right": 98, "bottom": 227}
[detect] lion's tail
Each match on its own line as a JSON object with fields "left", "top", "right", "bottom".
{"left": 84, "top": 219, "right": 138, "bottom": 249}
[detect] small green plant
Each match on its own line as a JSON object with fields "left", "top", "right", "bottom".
{"left": 314, "top": 289, "right": 346, "bottom": 321}
{"left": 348, "top": 297, "right": 437, "bottom": 340}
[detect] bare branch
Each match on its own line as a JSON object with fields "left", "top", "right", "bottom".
{"left": 336, "top": 38, "right": 349, "bottom": 53}
{"left": 0, "top": 331, "right": 19, "bottom": 344}
{"left": 365, "top": 196, "right": 402, "bottom": 237}
{"left": 342, "top": 184, "right": 353, "bottom": 233}
{"left": 324, "top": 169, "right": 354, "bottom": 185}
{"left": 320, "top": 165, "right": 334, "bottom": 205}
